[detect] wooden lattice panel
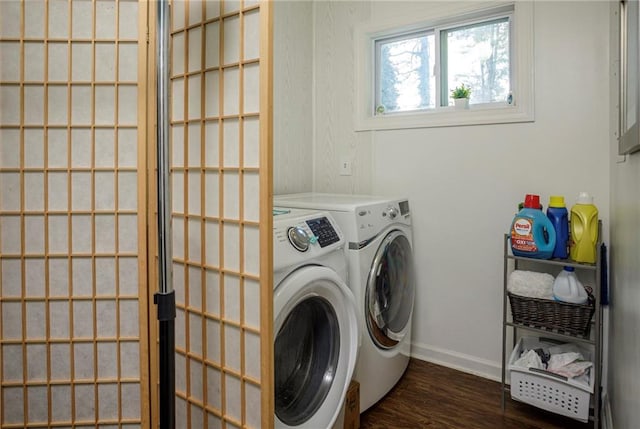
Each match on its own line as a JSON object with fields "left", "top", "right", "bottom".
{"left": 164, "top": 1, "right": 269, "bottom": 427}
{"left": 0, "top": 1, "right": 150, "bottom": 427}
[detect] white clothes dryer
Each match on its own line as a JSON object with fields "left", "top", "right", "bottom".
{"left": 273, "top": 194, "right": 416, "bottom": 412}
{"left": 273, "top": 208, "right": 359, "bottom": 429}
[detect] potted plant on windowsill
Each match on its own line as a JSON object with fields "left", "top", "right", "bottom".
{"left": 451, "top": 84, "right": 471, "bottom": 109}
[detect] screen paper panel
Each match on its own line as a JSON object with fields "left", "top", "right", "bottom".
{"left": 0, "top": 1, "right": 149, "bottom": 427}
{"left": 167, "top": 1, "right": 264, "bottom": 428}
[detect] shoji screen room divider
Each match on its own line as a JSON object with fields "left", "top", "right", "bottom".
{"left": 0, "top": 1, "right": 273, "bottom": 428}
{"left": 152, "top": 0, "right": 273, "bottom": 427}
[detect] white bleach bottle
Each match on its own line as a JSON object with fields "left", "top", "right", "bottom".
{"left": 553, "top": 266, "right": 588, "bottom": 304}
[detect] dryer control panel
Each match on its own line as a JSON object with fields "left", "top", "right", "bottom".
{"left": 349, "top": 200, "right": 411, "bottom": 244}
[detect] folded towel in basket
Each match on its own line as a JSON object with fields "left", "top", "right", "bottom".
{"left": 507, "top": 270, "right": 554, "bottom": 299}
{"left": 547, "top": 352, "right": 593, "bottom": 378}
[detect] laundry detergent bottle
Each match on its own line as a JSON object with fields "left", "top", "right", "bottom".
{"left": 510, "top": 194, "right": 556, "bottom": 259}
{"left": 547, "top": 196, "right": 569, "bottom": 259}
{"left": 569, "top": 192, "right": 599, "bottom": 263}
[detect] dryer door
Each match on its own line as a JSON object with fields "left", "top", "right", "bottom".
{"left": 274, "top": 266, "right": 358, "bottom": 429}
{"left": 365, "top": 230, "right": 415, "bottom": 349}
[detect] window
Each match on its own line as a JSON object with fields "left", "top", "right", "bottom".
{"left": 440, "top": 17, "right": 511, "bottom": 106}
{"left": 355, "top": 2, "right": 534, "bottom": 130}
{"left": 376, "top": 31, "right": 436, "bottom": 113}
{"left": 375, "top": 10, "right": 511, "bottom": 114}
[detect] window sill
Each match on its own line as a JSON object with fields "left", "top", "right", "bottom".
{"left": 355, "top": 103, "right": 534, "bottom": 131}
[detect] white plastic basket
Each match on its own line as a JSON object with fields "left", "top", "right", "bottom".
{"left": 508, "top": 337, "right": 594, "bottom": 422}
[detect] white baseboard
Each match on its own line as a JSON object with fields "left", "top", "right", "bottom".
{"left": 410, "top": 341, "right": 503, "bottom": 382}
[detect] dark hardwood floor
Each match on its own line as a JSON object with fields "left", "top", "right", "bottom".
{"left": 360, "top": 359, "right": 594, "bottom": 429}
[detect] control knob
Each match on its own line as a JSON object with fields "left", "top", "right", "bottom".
{"left": 385, "top": 207, "right": 398, "bottom": 219}
{"left": 287, "top": 227, "right": 310, "bottom": 252}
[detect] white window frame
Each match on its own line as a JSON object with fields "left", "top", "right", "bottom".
{"left": 354, "top": 1, "right": 534, "bottom": 131}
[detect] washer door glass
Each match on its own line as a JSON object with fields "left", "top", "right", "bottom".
{"left": 366, "top": 231, "right": 415, "bottom": 349}
{"left": 275, "top": 296, "right": 340, "bottom": 426}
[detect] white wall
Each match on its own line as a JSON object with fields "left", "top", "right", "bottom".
{"left": 273, "top": 1, "right": 314, "bottom": 194}
{"left": 609, "top": 141, "right": 640, "bottom": 428}
{"left": 608, "top": 3, "right": 640, "bottom": 427}
{"left": 610, "top": 135, "right": 640, "bottom": 428}
{"left": 313, "top": 1, "right": 373, "bottom": 194}
{"left": 312, "top": 1, "right": 611, "bottom": 378}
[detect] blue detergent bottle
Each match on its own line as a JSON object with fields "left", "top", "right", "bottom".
{"left": 510, "top": 194, "right": 556, "bottom": 259}
{"left": 547, "top": 195, "right": 569, "bottom": 259}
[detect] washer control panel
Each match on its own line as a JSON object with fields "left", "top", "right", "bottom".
{"left": 306, "top": 217, "right": 340, "bottom": 248}
{"left": 273, "top": 209, "right": 344, "bottom": 271}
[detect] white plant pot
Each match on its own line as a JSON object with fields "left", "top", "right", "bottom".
{"left": 453, "top": 98, "right": 469, "bottom": 109}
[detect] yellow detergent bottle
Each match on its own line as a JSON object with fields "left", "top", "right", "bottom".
{"left": 569, "top": 192, "right": 599, "bottom": 263}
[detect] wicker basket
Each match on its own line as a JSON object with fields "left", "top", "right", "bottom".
{"left": 507, "top": 288, "right": 595, "bottom": 337}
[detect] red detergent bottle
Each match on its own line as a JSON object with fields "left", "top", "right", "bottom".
{"left": 510, "top": 194, "right": 556, "bottom": 259}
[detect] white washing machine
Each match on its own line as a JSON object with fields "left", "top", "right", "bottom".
{"left": 273, "top": 208, "right": 359, "bottom": 429}
{"left": 274, "top": 194, "right": 415, "bottom": 412}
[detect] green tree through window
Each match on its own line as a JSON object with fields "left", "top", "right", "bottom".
{"left": 444, "top": 17, "right": 510, "bottom": 105}
{"left": 375, "top": 12, "right": 511, "bottom": 114}
{"left": 378, "top": 32, "right": 434, "bottom": 113}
